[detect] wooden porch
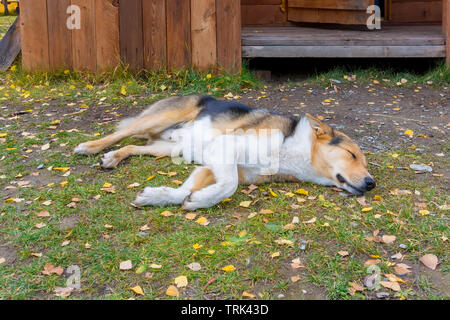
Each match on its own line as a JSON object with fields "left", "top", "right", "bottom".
{"left": 242, "top": 25, "right": 446, "bottom": 58}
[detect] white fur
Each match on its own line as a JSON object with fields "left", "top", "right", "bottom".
{"left": 278, "top": 117, "right": 337, "bottom": 187}
{"left": 133, "top": 116, "right": 339, "bottom": 210}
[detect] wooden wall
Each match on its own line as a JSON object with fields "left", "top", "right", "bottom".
{"left": 444, "top": 0, "right": 450, "bottom": 64}
{"left": 241, "top": 0, "right": 288, "bottom": 26}
{"left": 390, "top": 0, "right": 443, "bottom": 22}
{"left": 20, "top": 0, "right": 241, "bottom": 73}
{"left": 21, "top": 0, "right": 119, "bottom": 72}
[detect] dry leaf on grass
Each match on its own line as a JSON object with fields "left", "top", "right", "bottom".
{"left": 161, "top": 210, "right": 173, "bottom": 217}
{"left": 419, "top": 254, "right": 439, "bottom": 270}
{"left": 42, "top": 263, "right": 64, "bottom": 276}
{"left": 187, "top": 263, "right": 201, "bottom": 271}
{"left": 242, "top": 291, "right": 255, "bottom": 298}
{"left": 364, "top": 259, "right": 381, "bottom": 267}
{"left": 391, "top": 252, "right": 403, "bottom": 260}
{"left": 185, "top": 213, "right": 197, "bottom": 220}
{"left": 54, "top": 287, "right": 73, "bottom": 298}
{"left": 239, "top": 201, "right": 252, "bottom": 208}
{"left": 36, "top": 210, "right": 50, "bottom": 217}
{"left": 131, "top": 285, "right": 144, "bottom": 296}
{"left": 380, "top": 281, "right": 401, "bottom": 292}
{"left": 195, "top": 216, "right": 209, "bottom": 226}
{"left": 381, "top": 235, "right": 396, "bottom": 244}
{"left": 271, "top": 252, "right": 280, "bottom": 259}
{"left": 222, "top": 265, "right": 236, "bottom": 272}
{"left": 175, "top": 275, "right": 188, "bottom": 288}
{"left": 166, "top": 285, "right": 179, "bottom": 297}
{"left": 119, "top": 260, "right": 132, "bottom": 271}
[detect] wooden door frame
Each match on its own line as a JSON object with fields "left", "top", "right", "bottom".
{"left": 444, "top": 0, "right": 450, "bottom": 64}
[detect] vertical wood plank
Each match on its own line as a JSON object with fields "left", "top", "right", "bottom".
{"left": 71, "top": 0, "right": 97, "bottom": 72}
{"left": 47, "top": 0, "right": 72, "bottom": 70}
{"left": 119, "top": 0, "right": 144, "bottom": 71}
{"left": 191, "top": 0, "right": 217, "bottom": 71}
{"left": 142, "top": 0, "right": 167, "bottom": 70}
{"left": 216, "top": 0, "right": 241, "bottom": 73}
{"left": 20, "top": 0, "right": 50, "bottom": 71}
{"left": 166, "top": 0, "right": 192, "bottom": 70}
{"left": 96, "top": 0, "right": 120, "bottom": 71}
{"left": 444, "top": 0, "right": 450, "bottom": 65}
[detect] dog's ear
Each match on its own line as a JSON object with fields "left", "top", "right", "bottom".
{"left": 305, "top": 114, "right": 334, "bottom": 137}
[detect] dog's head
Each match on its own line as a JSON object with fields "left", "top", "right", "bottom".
{"left": 306, "top": 114, "right": 375, "bottom": 195}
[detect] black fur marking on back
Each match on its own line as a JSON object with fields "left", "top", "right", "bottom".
{"left": 197, "top": 95, "right": 299, "bottom": 139}
{"left": 284, "top": 117, "right": 299, "bottom": 139}
{"left": 329, "top": 135, "right": 344, "bottom": 146}
{"left": 197, "top": 96, "right": 255, "bottom": 120}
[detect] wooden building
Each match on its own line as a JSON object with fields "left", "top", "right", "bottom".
{"left": 19, "top": 0, "right": 450, "bottom": 73}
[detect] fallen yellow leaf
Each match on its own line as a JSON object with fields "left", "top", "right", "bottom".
{"left": 166, "top": 285, "right": 179, "bottom": 297}
{"left": 174, "top": 275, "right": 188, "bottom": 288}
{"left": 131, "top": 285, "right": 144, "bottom": 296}
{"left": 295, "top": 188, "right": 309, "bottom": 196}
{"left": 239, "top": 201, "right": 252, "bottom": 208}
{"left": 222, "top": 265, "right": 236, "bottom": 272}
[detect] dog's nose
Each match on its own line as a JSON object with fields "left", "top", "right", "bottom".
{"left": 364, "top": 177, "right": 376, "bottom": 191}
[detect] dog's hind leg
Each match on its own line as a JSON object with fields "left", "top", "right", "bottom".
{"left": 133, "top": 167, "right": 216, "bottom": 207}
{"left": 100, "top": 141, "right": 180, "bottom": 169}
{"left": 74, "top": 113, "right": 175, "bottom": 156}
{"left": 74, "top": 128, "right": 136, "bottom": 155}
{"left": 182, "top": 164, "right": 238, "bottom": 210}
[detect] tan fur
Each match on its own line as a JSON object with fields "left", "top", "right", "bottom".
{"left": 307, "top": 114, "right": 369, "bottom": 187}
{"left": 237, "top": 167, "right": 298, "bottom": 184}
{"left": 77, "top": 96, "right": 202, "bottom": 155}
{"left": 76, "top": 97, "right": 374, "bottom": 209}
{"left": 191, "top": 168, "right": 216, "bottom": 192}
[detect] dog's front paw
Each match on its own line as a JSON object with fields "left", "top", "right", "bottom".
{"left": 182, "top": 193, "right": 207, "bottom": 211}
{"left": 100, "top": 150, "right": 120, "bottom": 169}
{"left": 133, "top": 188, "right": 153, "bottom": 207}
{"left": 133, "top": 187, "right": 173, "bottom": 207}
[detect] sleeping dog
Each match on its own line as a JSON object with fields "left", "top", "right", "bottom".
{"left": 74, "top": 95, "right": 375, "bottom": 210}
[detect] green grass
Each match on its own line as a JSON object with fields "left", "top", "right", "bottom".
{"left": 0, "top": 14, "right": 15, "bottom": 36}
{"left": 0, "top": 15, "right": 448, "bottom": 300}
{"left": 0, "top": 119, "right": 448, "bottom": 299}
{"left": 307, "top": 62, "right": 450, "bottom": 88}
{"left": 0, "top": 62, "right": 260, "bottom": 106}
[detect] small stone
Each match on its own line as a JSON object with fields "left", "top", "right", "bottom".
{"left": 302, "top": 290, "right": 307, "bottom": 294}
{"left": 138, "top": 232, "right": 149, "bottom": 237}
{"left": 410, "top": 164, "right": 432, "bottom": 173}
{"left": 399, "top": 244, "right": 408, "bottom": 249}
{"left": 277, "top": 294, "right": 285, "bottom": 299}
{"left": 37, "top": 164, "right": 44, "bottom": 170}
{"left": 364, "top": 274, "right": 378, "bottom": 289}
{"left": 299, "top": 240, "right": 307, "bottom": 251}
{"left": 376, "top": 292, "right": 390, "bottom": 299}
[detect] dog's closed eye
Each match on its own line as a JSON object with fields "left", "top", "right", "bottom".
{"left": 346, "top": 150, "right": 356, "bottom": 160}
